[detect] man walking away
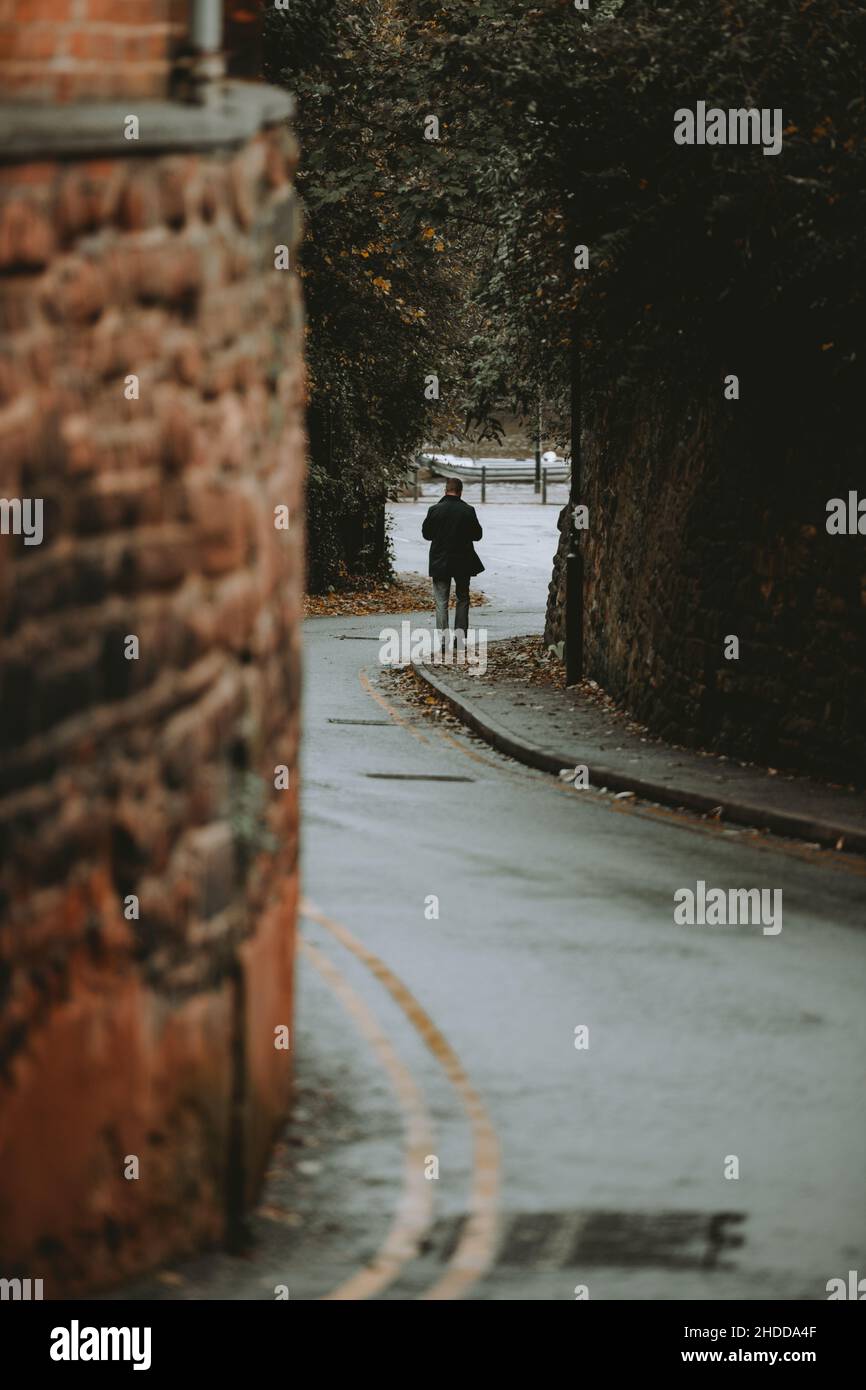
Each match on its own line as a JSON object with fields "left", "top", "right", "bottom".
{"left": 421, "top": 477, "right": 484, "bottom": 645}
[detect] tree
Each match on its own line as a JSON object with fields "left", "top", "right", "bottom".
{"left": 267, "top": 0, "right": 865, "bottom": 586}
{"left": 264, "top": 1, "right": 480, "bottom": 591}
{"left": 410, "top": 0, "right": 865, "bottom": 420}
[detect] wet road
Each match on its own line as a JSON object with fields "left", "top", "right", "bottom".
{"left": 115, "top": 490, "right": 865, "bottom": 1302}
{"left": 291, "top": 495, "right": 866, "bottom": 1300}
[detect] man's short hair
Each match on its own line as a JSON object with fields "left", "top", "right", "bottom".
{"left": 445, "top": 478, "right": 463, "bottom": 495}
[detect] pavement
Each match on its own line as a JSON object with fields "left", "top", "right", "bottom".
{"left": 415, "top": 659, "right": 866, "bottom": 855}
{"left": 110, "top": 484, "right": 866, "bottom": 1303}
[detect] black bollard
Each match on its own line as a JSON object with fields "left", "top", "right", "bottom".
{"left": 565, "top": 547, "right": 583, "bottom": 686}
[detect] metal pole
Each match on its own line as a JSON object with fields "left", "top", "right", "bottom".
{"left": 542, "top": 468, "right": 547, "bottom": 505}
{"left": 188, "top": 0, "right": 224, "bottom": 95}
{"left": 191, "top": 0, "right": 221, "bottom": 50}
{"left": 565, "top": 304, "right": 583, "bottom": 687}
{"left": 481, "top": 465, "right": 486, "bottom": 505}
{"left": 534, "top": 388, "right": 542, "bottom": 494}
{"left": 413, "top": 466, "right": 419, "bottom": 502}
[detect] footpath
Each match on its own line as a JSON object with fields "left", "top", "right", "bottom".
{"left": 415, "top": 654, "right": 866, "bottom": 855}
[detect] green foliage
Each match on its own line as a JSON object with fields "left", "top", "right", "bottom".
{"left": 266, "top": 0, "right": 864, "bottom": 575}
{"left": 411, "top": 0, "right": 866, "bottom": 422}
{"left": 264, "top": 1, "right": 477, "bottom": 591}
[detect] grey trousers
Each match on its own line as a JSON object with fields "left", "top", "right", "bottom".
{"left": 432, "top": 576, "right": 470, "bottom": 635}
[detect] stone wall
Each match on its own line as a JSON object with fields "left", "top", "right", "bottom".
{"left": 0, "top": 82, "right": 305, "bottom": 1293}
{"left": 545, "top": 381, "right": 866, "bottom": 783}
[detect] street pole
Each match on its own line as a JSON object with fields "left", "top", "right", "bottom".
{"left": 565, "top": 303, "right": 583, "bottom": 686}
{"left": 534, "top": 387, "right": 542, "bottom": 494}
{"left": 189, "top": 0, "right": 224, "bottom": 98}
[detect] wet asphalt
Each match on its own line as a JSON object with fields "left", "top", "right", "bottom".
{"left": 291, "top": 490, "right": 866, "bottom": 1301}
{"left": 113, "top": 484, "right": 865, "bottom": 1301}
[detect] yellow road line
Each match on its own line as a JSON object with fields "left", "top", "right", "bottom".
{"left": 298, "top": 936, "right": 435, "bottom": 1300}
{"left": 359, "top": 667, "right": 432, "bottom": 744}
{"left": 302, "top": 899, "right": 502, "bottom": 1301}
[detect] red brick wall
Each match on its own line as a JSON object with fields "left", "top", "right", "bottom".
{"left": 0, "top": 107, "right": 305, "bottom": 1293}
{"left": 0, "top": 0, "right": 188, "bottom": 102}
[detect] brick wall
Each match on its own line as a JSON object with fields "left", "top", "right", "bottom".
{"left": 545, "top": 381, "right": 866, "bottom": 783}
{"left": 0, "top": 86, "right": 305, "bottom": 1292}
{"left": 0, "top": 0, "right": 189, "bottom": 103}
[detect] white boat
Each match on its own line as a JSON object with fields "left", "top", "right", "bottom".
{"left": 420, "top": 452, "right": 570, "bottom": 483}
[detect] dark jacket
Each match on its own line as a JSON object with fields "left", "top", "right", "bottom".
{"left": 422, "top": 494, "right": 484, "bottom": 580}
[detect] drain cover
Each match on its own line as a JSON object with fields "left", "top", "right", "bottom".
{"left": 365, "top": 773, "right": 475, "bottom": 782}
{"left": 328, "top": 719, "right": 395, "bottom": 726}
{"left": 431, "top": 1208, "right": 745, "bottom": 1270}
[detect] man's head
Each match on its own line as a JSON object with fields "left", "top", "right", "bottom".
{"left": 445, "top": 478, "right": 463, "bottom": 497}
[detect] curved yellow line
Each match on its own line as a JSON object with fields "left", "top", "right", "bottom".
{"left": 302, "top": 899, "right": 501, "bottom": 1301}
{"left": 298, "top": 936, "right": 436, "bottom": 1300}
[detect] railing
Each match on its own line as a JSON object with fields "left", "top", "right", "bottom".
{"left": 410, "top": 454, "right": 570, "bottom": 504}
